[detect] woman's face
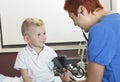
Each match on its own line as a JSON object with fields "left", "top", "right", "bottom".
{"left": 69, "top": 10, "right": 93, "bottom": 33}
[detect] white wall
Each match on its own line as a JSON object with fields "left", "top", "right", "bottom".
{"left": 0, "top": 0, "right": 113, "bottom": 48}
{"left": 118, "top": 1, "right": 120, "bottom": 13}
{"left": 116, "top": 0, "right": 120, "bottom": 13}
{"left": 0, "top": 0, "right": 85, "bottom": 47}
{"left": 100, "top": 0, "right": 112, "bottom": 10}
{"left": 111, "top": 0, "right": 117, "bottom": 12}
{"left": 110, "top": 0, "right": 120, "bottom": 13}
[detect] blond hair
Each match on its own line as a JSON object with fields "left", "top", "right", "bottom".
{"left": 21, "top": 18, "right": 44, "bottom": 36}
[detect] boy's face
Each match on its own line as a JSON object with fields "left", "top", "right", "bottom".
{"left": 24, "top": 25, "right": 46, "bottom": 49}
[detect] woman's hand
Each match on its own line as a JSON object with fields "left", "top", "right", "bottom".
{"left": 60, "top": 70, "right": 74, "bottom": 82}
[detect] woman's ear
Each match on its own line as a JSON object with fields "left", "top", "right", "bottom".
{"left": 78, "top": 5, "right": 88, "bottom": 16}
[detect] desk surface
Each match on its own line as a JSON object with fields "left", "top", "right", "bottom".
{"left": 0, "top": 44, "right": 87, "bottom": 53}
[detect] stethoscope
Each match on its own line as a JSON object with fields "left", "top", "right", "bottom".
{"left": 71, "top": 29, "right": 88, "bottom": 78}
{"left": 81, "top": 29, "right": 88, "bottom": 42}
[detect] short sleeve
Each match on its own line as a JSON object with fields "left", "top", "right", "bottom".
{"left": 47, "top": 46, "right": 58, "bottom": 60}
{"left": 51, "top": 48, "right": 57, "bottom": 58}
{"left": 14, "top": 50, "right": 27, "bottom": 70}
{"left": 88, "top": 24, "right": 117, "bottom": 65}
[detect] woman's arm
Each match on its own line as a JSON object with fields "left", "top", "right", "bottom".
{"left": 60, "top": 61, "right": 104, "bottom": 82}
{"left": 20, "top": 69, "right": 32, "bottom": 82}
{"left": 86, "top": 61, "right": 104, "bottom": 82}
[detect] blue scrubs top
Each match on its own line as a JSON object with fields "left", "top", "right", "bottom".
{"left": 87, "top": 13, "right": 120, "bottom": 82}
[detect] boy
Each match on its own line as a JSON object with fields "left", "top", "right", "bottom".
{"left": 14, "top": 18, "right": 57, "bottom": 82}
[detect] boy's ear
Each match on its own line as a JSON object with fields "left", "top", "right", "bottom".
{"left": 23, "top": 35, "right": 29, "bottom": 42}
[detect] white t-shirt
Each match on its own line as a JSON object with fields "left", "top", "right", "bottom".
{"left": 14, "top": 45, "right": 57, "bottom": 82}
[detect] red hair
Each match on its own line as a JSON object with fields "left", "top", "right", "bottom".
{"left": 64, "top": 0, "right": 103, "bottom": 16}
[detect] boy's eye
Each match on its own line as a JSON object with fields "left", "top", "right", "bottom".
{"left": 44, "top": 32, "right": 46, "bottom": 35}
{"left": 36, "top": 32, "right": 46, "bottom": 36}
{"left": 37, "top": 33, "right": 41, "bottom": 36}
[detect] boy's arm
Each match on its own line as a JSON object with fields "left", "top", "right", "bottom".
{"left": 20, "top": 68, "right": 32, "bottom": 82}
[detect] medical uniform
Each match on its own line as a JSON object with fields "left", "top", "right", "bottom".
{"left": 88, "top": 13, "right": 120, "bottom": 82}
